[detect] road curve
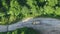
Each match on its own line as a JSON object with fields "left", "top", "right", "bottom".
{"left": 0, "top": 18, "right": 60, "bottom": 34}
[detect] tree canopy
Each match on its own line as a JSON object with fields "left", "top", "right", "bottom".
{"left": 0, "top": 0, "right": 60, "bottom": 25}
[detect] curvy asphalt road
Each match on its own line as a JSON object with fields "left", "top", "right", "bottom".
{"left": 0, "top": 18, "right": 60, "bottom": 34}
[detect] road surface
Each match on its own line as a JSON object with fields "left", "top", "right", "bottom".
{"left": 0, "top": 18, "right": 60, "bottom": 34}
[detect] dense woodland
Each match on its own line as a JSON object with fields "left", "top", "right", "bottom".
{"left": 0, "top": 0, "right": 60, "bottom": 24}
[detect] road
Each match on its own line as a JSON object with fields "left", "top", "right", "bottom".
{"left": 0, "top": 18, "right": 60, "bottom": 34}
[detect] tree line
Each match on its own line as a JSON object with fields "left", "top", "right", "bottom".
{"left": 0, "top": 0, "right": 60, "bottom": 24}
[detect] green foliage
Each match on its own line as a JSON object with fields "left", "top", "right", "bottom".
{"left": 55, "top": 7, "right": 60, "bottom": 15}
{"left": 44, "top": 6, "right": 55, "bottom": 14}
{"left": 39, "top": 0, "right": 45, "bottom": 2}
{"left": 0, "top": 27, "right": 39, "bottom": 34}
{"left": 1, "top": 0, "right": 8, "bottom": 9}
{"left": 27, "top": 0, "right": 33, "bottom": 7}
{"left": 21, "top": 6, "right": 30, "bottom": 17}
{"left": 47, "top": 0, "right": 58, "bottom": 6}
{"left": 0, "top": 0, "right": 60, "bottom": 25}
